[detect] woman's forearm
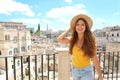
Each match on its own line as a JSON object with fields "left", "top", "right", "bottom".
{"left": 57, "top": 28, "right": 71, "bottom": 42}
{"left": 92, "top": 55, "right": 103, "bottom": 80}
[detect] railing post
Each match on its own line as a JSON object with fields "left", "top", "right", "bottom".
{"left": 57, "top": 48, "right": 70, "bottom": 80}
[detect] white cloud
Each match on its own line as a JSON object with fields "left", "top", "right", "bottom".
{"left": 65, "top": 0, "right": 72, "bottom": 3}
{"left": 46, "top": 4, "right": 87, "bottom": 31}
{"left": 46, "top": 4, "right": 87, "bottom": 19}
{"left": 0, "top": 0, "right": 35, "bottom": 16}
{"left": 11, "top": 18, "right": 40, "bottom": 24}
{"left": 58, "top": 17, "right": 70, "bottom": 23}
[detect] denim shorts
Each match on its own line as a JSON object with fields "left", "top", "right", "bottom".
{"left": 72, "top": 64, "right": 94, "bottom": 80}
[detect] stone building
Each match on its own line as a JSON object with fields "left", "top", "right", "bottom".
{"left": 0, "top": 22, "right": 32, "bottom": 80}
{"left": 94, "top": 25, "right": 120, "bottom": 74}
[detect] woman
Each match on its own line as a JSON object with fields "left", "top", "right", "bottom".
{"left": 57, "top": 14, "right": 103, "bottom": 80}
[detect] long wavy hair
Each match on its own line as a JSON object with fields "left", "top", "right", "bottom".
{"left": 69, "top": 18, "right": 96, "bottom": 58}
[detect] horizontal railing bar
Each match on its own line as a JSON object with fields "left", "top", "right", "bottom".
{"left": 0, "top": 53, "right": 58, "bottom": 58}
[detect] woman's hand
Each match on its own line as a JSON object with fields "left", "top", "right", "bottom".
{"left": 57, "top": 27, "right": 72, "bottom": 44}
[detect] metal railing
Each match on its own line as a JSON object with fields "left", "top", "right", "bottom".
{"left": 0, "top": 53, "right": 57, "bottom": 80}
{"left": 0, "top": 51, "right": 120, "bottom": 80}
{"left": 94, "top": 51, "right": 120, "bottom": 80}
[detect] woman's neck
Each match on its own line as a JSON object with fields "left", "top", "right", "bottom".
{"left": 76, "top": 34, "right": 84, "bottom": 48}
{"left": 78, "top": 33, "right": 84, "bottom": 40}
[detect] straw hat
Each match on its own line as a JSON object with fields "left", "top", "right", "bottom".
{"left": 70, "top": 14, "right": 93, "bottom": 30}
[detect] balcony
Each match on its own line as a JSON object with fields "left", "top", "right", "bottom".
{"left": 0, "top": 48, "right": 120, "bottom": 80}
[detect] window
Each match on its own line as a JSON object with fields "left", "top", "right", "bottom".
{"left": 103, "top": 46, "right": 106, "bottom": 51}
{"left": 14, "top": 48, "right": 18, "bottom": 54}
{"left": 112, "top": 34, "right": 114, "bottom": 37}
{"left": 117, "top": 33, "right": 119, "bottom": 37}
{"left": 9, "top": 50, "right": 12, "bottom": 55}
{"left": 28, "top": 45, "right": 31, "bottom": 50}
{"left": 5, "top": 35, "right": 7, "bottom": 40}
{"left": 5, "top": 35, "right": 10, "bottom": 40}
{"left": 12, "top": 65, "right": 14, "bottom": 69}
{"left": 0, "top": 51, "right": 1, "bottom": 55}
{"left": 21, "top": 46, "right": 25, "bottom": 52}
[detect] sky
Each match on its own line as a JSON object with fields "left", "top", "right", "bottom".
{"left": 0, "top": 0, "right": 120, "bottom": 31}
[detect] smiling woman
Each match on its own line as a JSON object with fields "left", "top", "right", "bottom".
{"left": 57, "top": 14, "right": 103, "bottom": 80}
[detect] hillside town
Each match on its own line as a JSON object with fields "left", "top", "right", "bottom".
{"left": 0, "top": 21, "right": 120, "bottom": 80}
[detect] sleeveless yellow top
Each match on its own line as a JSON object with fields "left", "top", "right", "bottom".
{"left": 72, "top": 45, "right": 90, "bottom": 68}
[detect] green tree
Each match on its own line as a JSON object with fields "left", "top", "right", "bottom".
{"left": 38, "top": 24, "right": 40, "bottom": 31}
{"left": 35, "top": 24, "right": 41, "bottom": 35}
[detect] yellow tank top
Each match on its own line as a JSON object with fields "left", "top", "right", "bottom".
{"left": 72, "top": 45, "right": 90, "bottom": 68}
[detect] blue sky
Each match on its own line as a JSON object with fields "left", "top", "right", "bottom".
{"left": 0, "top": 0, "right": 120, "bottom": 31}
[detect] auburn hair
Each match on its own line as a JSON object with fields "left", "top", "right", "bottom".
{"left": 69, "top": 18, "right": 96, "bottom": 58}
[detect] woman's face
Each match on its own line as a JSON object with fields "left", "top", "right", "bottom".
{"left": 75, "top": 19, "right": 86, "bottom": 34}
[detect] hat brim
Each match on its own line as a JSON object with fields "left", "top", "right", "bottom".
{"left": 70, "top": 14, "right": 93, "bottom": 30}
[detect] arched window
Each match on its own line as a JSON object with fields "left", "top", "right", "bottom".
{"left": 9, "top": 50, "right": 12, "bottom": 55}
{"left": 14, "top": 48, "right": 18, "bottom": 54}
{"left": 14, "top": 48, "right": 16, "bottom": 54}
{"left": 16, "top": 48, "right": 18, "bottom": 53}
{"left": 21, "top": 46, "right": 25, "bottom": 52}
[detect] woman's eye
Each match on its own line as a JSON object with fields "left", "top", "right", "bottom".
{"left": 81, "top": 24, "right": 85, "bottom": 26}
